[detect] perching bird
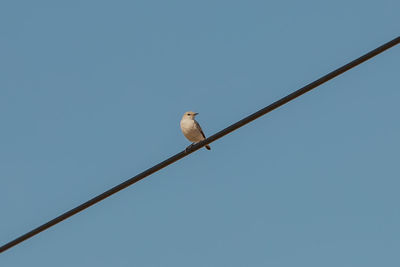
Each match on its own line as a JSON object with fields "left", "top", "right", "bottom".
{"left": 180, "top": 111, "right": 211, "bottom": 150}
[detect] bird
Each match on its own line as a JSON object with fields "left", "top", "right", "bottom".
{"left": 180, "top": 111, "right": 211, "bottom": 150}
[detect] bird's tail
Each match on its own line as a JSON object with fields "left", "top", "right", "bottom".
{"left": 205, "top": 145, "right": 211, "bottom": 150}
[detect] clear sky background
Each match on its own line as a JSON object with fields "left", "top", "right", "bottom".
{"left": 1, "top": 0, "right": 399, "bottom": 266}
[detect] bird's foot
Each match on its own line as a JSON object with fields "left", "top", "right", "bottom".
{"left": 185, "top": 143, "right": 195, "bottom": 153}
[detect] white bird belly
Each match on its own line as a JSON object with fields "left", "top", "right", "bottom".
{"left": 180, "top": 119, "right": 204, "bottom": 142}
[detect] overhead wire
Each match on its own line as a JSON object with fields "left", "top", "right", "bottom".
{"left": 1, "top": 36, "right": 399, "bottom": 254}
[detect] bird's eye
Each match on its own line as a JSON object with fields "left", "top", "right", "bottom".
{"left": 187, "top": 114, "right": 190, "bottom": 116}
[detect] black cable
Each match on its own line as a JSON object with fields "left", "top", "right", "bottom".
{"left": 1, "top": 36, "right": 399, "bottom": 254}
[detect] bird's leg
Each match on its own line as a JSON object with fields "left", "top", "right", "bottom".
{"left": 185, "top": 143, "right": 195, "bottom": 153}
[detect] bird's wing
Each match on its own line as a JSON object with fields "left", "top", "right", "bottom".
{"left": 195, "top": 120, "right": 206, "bottom": 139}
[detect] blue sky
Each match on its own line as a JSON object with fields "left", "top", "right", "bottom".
{"left": 1, "top": 0, "right": 399, "bottom": 266}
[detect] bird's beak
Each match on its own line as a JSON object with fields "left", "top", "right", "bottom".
{"left": 194, "top": 113, "right": 199, "bottom": 116}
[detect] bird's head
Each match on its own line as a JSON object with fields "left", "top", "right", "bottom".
{"left": 182, "top": 111, "right": 198, "bottom": 120}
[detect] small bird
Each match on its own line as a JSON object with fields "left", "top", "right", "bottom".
{"left": 180, "top": 111, "right": 211, "bottom": 150}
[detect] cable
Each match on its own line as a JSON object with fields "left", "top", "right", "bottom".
{"left": 1, "top": 36, "right": 399, "bottom": 254}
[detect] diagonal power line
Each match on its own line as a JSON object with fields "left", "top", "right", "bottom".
{"left": 1, "top": 36, "right": 399, "bottom": 254}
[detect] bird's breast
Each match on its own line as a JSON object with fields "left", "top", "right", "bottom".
{"left": 180, "top": 119, "right": 203, "bottom": 142}
{"left": 180, "top": 119, "right": 195, "bottom": 132}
